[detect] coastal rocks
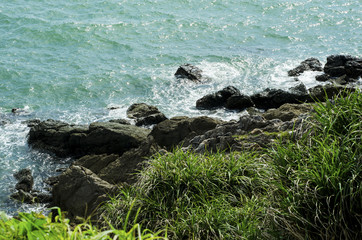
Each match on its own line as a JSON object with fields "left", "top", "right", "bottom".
{"left": 150, "top": 116, "right": 223, "bottom": 150}
{"left": 196, "top": 86, "right": 241, "bottom": 109}
{"left": 250, "top": 83, "right": 308, "bottom": 109}
{"left": 288, "top": 58, "right": 323, "bottom": 76}
{"left": 52, "top": 165, "right": 116, "bottom": 219}
{"left": 308, "top": 84, "right": 355, "bottom": 102}
{"left": 127, "top": 103, "right": 167, "bottom": 126}
{"left": 316, "top": 55, "right": 362, "bottom": 84}
{"left": 225, "top": 95, "right": 254, "bottom": 110}
{"left": 11, "top": 169, "right": 52, "bottom": 204}
{"left": 28, "top": 120, "right": 150, "bottom": 157}
{"left": 174, "top": 64, "right": 203, "bottom": 82}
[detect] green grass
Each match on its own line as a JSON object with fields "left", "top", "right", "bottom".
{"left": 0, "top": 208, "right": 166, "bottom": 240}
{"left": 270, "top": 89, "right": 362, "bottom": 239}
{"left": 100, "top": 150, "right": 272, "bottom": 240}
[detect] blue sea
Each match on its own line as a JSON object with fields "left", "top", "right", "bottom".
{"left": 0, "top": 0, "right": 361, "bottom": 214}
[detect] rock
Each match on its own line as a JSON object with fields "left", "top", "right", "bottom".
{"left": 263, "top": 103, "right": 313, "bottom": 122}
{"left": 150, "top": 116, "right": 223, "bottom": 150}
{"left": 250, "top": 84, "right": 308, "bottom": 110}
{"left": 196, "top": 86, "right": 241, "bottom": 110}
{"left": 174, "top": 64, "right": 203, "bottom": 82}
{"left": 10, "top": 190, "right": 35, "bottom": 203}
{"left": 225, "top": 94, "right": 254, "bottom": 110}
{"left": 345, "top": 60, "right": 362, "bottom": 79}
{"left": 28, "top": 120, "right": 150, "bottom": 157}
{"left": 308, "top": 84, "right": 355, "bottom": 102}
{"left": 315, "top": 74, "right": 330, "bottom": 82}
{"left": 288, "top": 58, "right": 323, "bottom": 76}
{"left": 52, "top": 165, "right": 115, "bottom": 219}
{"left": 14, "top": 169, "right": 33, "bottom": 192}
{"left": 22, "top": 119, "right": 41, "bottom": 127}
{"left": 126, "top": 103, "right": 167, "bottom": 126}
{"left": 324, "top": 55, "right": 357, "bottom": 77}
{"left": 108, "top": 119, "right": 131, "bottom": 125}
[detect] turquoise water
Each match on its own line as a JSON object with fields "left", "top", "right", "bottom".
{"left": 0, "top": 0, "right": 361, "bottom": 214}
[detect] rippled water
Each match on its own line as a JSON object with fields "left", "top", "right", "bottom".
{"left": 0, "top": 0, "right": 361, "bottom": 214}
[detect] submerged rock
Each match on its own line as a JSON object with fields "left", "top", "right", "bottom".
{"left": 288, "top": 58, "right": 323, "bottom": 76}
{"left": 14, "top": 168, "right": 33, "bottom": 193}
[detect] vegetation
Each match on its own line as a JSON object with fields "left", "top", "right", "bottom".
{"left": 0, "top": 208, "right": 166, "bottom": 240}
{"left": 1, "top": 89, "right": 360, "bottom": 239}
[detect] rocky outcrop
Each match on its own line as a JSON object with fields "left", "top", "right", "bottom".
{"left": 126, "top": 103, "right": 167, "bottom": 126}
{"left": 196, "top": 86, "right": 241, "bottom": 109}
{"left": 250, "top": 83, "right": 308, "bottom": 109}
{"left": 28, "top": 120, "right": 150, "bottom": 157}
{"left": 262, "top": 103, "right": 313, "bottom": 122}
{"left": 288, "top": 58, "right": 323, "bottom": 76}
{"left": 308, "top": 84, "right": 355, "bottom": 102}
{"left": 316, "top": 55, "right": 362, "bottom": 84}
{"left": 11, "top": 169, "right": 52, "bottom": 204}
{"left": 174, "top": 64, "right": 204, "bottom": 82}
{"left": 52, "top": 165, "right": 116, "bottom": 220}
{"left": 150, "top": 116, "right": 223, "bottom": 150}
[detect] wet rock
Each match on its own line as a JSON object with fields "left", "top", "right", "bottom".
{"left": 315, "top": 73, "right": 330, "bottom": 82}
{"left": 288, "top": 58, "right": 323, "bottom": 76}
{"left": 23, "top": 119, "right": 41, "bottom": 128}
{"left": 150, "top": 116, "right": 223, "bottom": 150}
{"left": 225, "top": 94, "right": 254, "bottom": 110}
{"left": 127, "top": 103, "right": 167, "bottom": 126}
{"left": 250, "top": 84, "right": 308, "bottom": 110}
{"left": 308, "top": 84, "right": 355, "bottom": 102}
{"left": 174, "top": 64, "right": 203, "bottom": 82}
{"left": 28, "top": 120, "right": 150, "bottom": 157}
{"left": 345, "top": 60, "right": 362, "bottom": 79}
{"left": 196, "top": 86, "right": 241, "bottom": 110}
{"left": 52, "top": 165, "right": 116, "bottom": 219}
{"left": 14, "top": 169, "right": 33, "bottom": 192}
{"left": 108, "top": 119, "right": 131, "bottom": 125}
{"left": 324, "top": 55, "right": 357, "bottom": 77}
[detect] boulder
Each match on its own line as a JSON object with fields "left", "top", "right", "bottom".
{"left": 263, "top": 103, "right": 313, "bottom": 122}
{"left": 324, "top": 55, "right": 357, "bottom": 77}
{"left": 288, "top": 58, "right": 323, "bottom": 76}
{"left": 126, "top": 103, "right": 167, "bottom": 126}
{"left": 108, "top": 119, "right": 131, "bottom": 125}
{"left": 174, "top": 64, "right": 203, "bottom": 82}
{"left": 250, "top": 84, "right": 308, "bottom": 110}
{"left": 28, "top": 120, "right": 150, "bottom": 157}
{"left": 308, "top": 84, "right": 355, "bottom": 102}
{"left": 52, "top": 165, "right": 115, "bottom": 219}
{"left": 225, "top": 94, "right": 254, "bottom": 110}
{"left": 14, "top": 169, "right": 33, "bottom": 192}
{"left": 196, "top": 86, "right": 241, "bottom": 110}
{"left": 150, "top": 116, "right": 223, "bottom": 150}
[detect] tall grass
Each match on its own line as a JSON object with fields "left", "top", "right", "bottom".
{"left": 0, "top": 207, "right": 166, "bottom": 240}
{"left": 271, "top": 89, "right": 362, "bottom": 239}
{"left": 100, "top": 150, "right": 272, "bottom": 240}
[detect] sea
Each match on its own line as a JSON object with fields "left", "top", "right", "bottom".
{"left": 0, "top": 0, "right": 361, "bottom": 215}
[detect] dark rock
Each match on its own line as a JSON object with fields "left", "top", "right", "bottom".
{"left": 52, "top": 165, "right": 115, "bottom": 219}
{"left": 150, "top": 116, "right": 223, "bottom": 150}
{"left": 10, "top": 190, "right": 34, "bottom": 203}
{"left": 28, "top": 120, "right": 150, "bottom": 157}
{"left": 126, "top": 103, "right": 167, "bottom": 126}
{"left": 22, "top": 119, "right": 41, "bottom": 128}
{"left": 108, "top": 119, "right": 131, "bottom": 125}
{"left": 324, "top": 55, "right": 359, "bottom": 78}
{"left": 316, "top": 74, "right": 330, "bottom": 82}
{"left": 135, "top": 113, "right": 167, "bottom": 126}
{"left": 14, "top": 169, "right": 33, "bottom": 192}
{"left": 250, "top": 84, "right": 308, "bottom": 110}
{"left": 308, "top": 84, "right": 355, "bottom": 102}
{"left": 288, "top": 58, "right": 323, "bottom": 76}
{"left": 345, "top": 60, "right": 362, "bottom": 79}
{"left": 225, "top": 95, "right": 254, "bottom": 110}
{"left": 196, "top": 86, "right": 241, "bottom": 110}
{"left": 174, "top": 64, "right": 203, "bottom": 82}
{"left": 127, "top": 103, "right": 161, "bottom": 119}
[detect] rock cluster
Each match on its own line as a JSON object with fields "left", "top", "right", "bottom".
{"left": 19, "top": 55, "right": 359, "bottom": 221}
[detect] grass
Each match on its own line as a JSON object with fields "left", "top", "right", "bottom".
{"left": 0, "top": 208, "right": 166, "bottom": 240}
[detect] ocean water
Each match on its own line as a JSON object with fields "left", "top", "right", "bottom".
{"left": 0, "top": 0, "right": 361, "bottom": 214}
